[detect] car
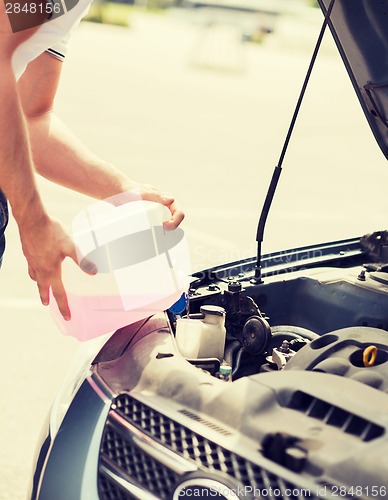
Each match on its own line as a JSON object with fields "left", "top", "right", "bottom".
{"left": 30, "top": 1, "right": 388, "bottom": 499}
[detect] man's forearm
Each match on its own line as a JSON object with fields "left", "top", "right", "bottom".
{"left": 27, "top": 110, "right": 184, "bottom": 228}
{"left": 27, "top": 111, "right": 134, "bottom": 200}
{"left": 0, "top": 61, "right": 46, "bottom": 226}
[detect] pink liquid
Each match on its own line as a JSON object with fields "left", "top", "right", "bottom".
{"left": 50, "top": 290, "right": 181, "bottom": 341}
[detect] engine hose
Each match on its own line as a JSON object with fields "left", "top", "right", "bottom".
{"left": 224, "top": 340, "right": 242, "bottom": 367}
{"left": 270, "top": 325, "right": 319, "bottom": 342}
{"left": 232, "top": 347, "right": 245, "bottom": 378}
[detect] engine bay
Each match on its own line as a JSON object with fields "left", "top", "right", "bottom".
{"left": 171, "top": 232, "right": 388, "bottom": 391}
{"left": 91, "top": 232, "right": 388, "bottom": 497}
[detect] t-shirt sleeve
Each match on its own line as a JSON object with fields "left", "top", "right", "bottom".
{"left": 45, "top": 32, "right": 71, "bottom": 61}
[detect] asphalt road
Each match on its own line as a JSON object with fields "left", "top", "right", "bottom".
{"left": 1, "top": 9, "right": 387, "bottom": 500}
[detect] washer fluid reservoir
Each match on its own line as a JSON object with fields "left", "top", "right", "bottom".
{"left": 176, "top": 305, "right": 226, "bottom": 361}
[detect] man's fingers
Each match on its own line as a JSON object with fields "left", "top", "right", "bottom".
{"left": 36, "top": 272, "right": 71, "bottom": 321}
{"left": 151, "top": 192, "right": 184, "bottom": 229}
{"left": 163, "top": 201, "right": 185, "bottom": 230}
{"left": 19, "top": 216, "right": 75, "bottom": 320}
{"left": 118, "top": 185, "right": 184, "bottom": 229}
{"left": 28, "top": 266, "right": 37, "bottom": 282}
{"left": 138, "top": 185, "right": 175, "bottom": 206}
{"left": 67, "top": 240, "right": 79, "bottom": 264}
{"left": 51, "top": 277, "right": 71, "bottom": 321}
{"left": 37, "top": 279, "right": 50, "bottom": 307}
{"left": 71, "top": 242, "right": 98, "bottom": 275}
{"left": 160, "top": 192, "right": 175, "bottom": 206}
{"left": 73, "top": 245, "right": 98, "bottom": 275}
{"left": 80, "top": 257, "right": 98, "bottom": 275}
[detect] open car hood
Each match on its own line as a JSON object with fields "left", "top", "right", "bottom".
{"left": 318, "top": 0, "right": 388, "bottom": 159}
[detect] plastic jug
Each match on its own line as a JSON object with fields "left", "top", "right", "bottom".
{"left": 50, "top": 197, "right": 191, "bottom": 341}
{"left": 175, "top": 305, "right": 226, "bottom": 361}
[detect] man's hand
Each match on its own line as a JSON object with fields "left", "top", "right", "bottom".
{"left": 18, "top": 214, "right": 90, "bottom": 321}
{"left": 126, "top": 183, "right": 185, "bottom": 230}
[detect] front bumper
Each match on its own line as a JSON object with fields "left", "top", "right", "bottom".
{"left": 32, "top": 376, "right": 111, "bottom": 500}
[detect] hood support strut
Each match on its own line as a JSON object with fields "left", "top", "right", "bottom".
{"left": 251, "top": 0, "right": 337, "bottom": 285}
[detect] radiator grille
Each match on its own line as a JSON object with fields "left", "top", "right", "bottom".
{"left": 99, "top": 421, "right": 179, "bottom": 499}
{"left": 99, "top": 473, "right": 136, "bottom": 500}
{"left": 97, "top": 393, "right": 321, "bottom": 500}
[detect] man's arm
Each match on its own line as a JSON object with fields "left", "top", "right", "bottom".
{"left": 0, "top": 8, "right": 79, "bottom": 320}
{"left": 18, "top": 52, "right": 184, "bottom": 228}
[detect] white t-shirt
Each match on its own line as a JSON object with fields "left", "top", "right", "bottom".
{"left": 12, "top": 0, "right": 91, "bottom": 79}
